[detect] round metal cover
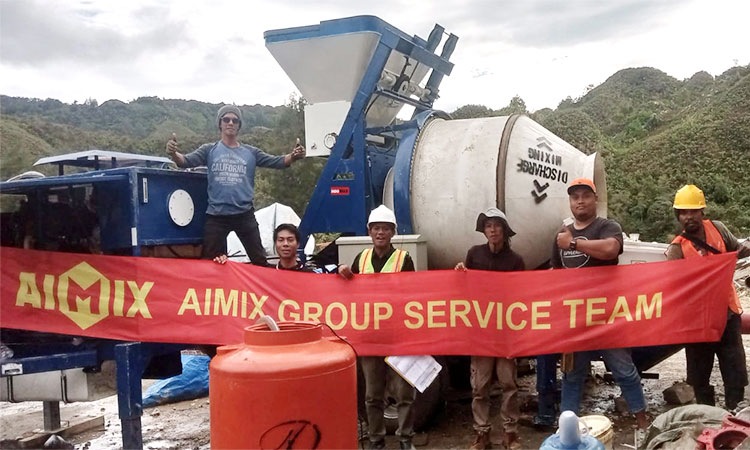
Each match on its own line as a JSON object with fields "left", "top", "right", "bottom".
{"left": 168, "top": 189, "right": 194, "bottom": 227}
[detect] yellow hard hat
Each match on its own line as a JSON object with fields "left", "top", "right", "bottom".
{"left": 673, "top": 184, "right": 706, "bottom": 209}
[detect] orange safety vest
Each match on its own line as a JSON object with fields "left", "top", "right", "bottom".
{"left": 358, "top": 248, "right": 407, "bottom": 274}
{"left": 672, "top": 220, "right": 742, "bottom": 314}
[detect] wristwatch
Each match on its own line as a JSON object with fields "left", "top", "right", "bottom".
{"left": 569, "top": 240, "right": 577, "bottom": 251}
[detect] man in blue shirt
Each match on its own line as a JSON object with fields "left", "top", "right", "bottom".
{"left": 166, "top": 105, "right": 304, "bottom": 265}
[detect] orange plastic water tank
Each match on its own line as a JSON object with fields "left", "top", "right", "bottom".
{"left": 210, "top": 321, "right": 357, "bottom": 449}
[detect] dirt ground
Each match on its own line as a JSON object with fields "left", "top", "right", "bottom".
{"left": 2, "top": 274, "right": 749, "bottom": 449}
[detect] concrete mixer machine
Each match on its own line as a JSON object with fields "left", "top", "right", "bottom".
{"left": 265, "top": 16, "right": 607, "bottom": 269}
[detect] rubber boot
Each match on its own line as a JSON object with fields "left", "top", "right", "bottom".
{"left": 725, "top": 386, "right": 745, "bottom": 410}
{"left": 504, "top": 431, "right": 521, "bottom": 450}
{"left": 469, "top": 431, "right": 490, "bottom": 450}
{"left": 693, "top": 385, "right": 715, "bottom": 406}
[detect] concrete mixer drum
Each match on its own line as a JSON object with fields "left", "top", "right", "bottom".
{"left": 386, "top": 114, "right": 607, "bottom": 269}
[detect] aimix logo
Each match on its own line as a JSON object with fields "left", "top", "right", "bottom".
{"left": 57, "top": 261, "right": 111, "bottom": 329}
{"left": 16, "top": 261, "right": 153, "bottom": 330}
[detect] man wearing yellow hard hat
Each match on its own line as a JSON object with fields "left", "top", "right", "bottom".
{"left": 666, "top": 184, "right": 750, "bottom": 410}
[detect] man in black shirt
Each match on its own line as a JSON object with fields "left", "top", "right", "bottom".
{"left": 338, "top": 205, "right": 416, "bottom": 450}
{"left": 555, "top": 178, "right": 649, "bottom": 429}
{"left": 455, "top": 208, "right": 523, "bottom": 450}
{"left": 273, "top": 223, "right": 313, "bottom": 272}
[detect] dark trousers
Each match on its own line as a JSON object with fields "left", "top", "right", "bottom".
{"left": 686, "top": 311, "right": 748, "bottom": 409}
{"left": 536, "top": 354, "right": 560, "bottom": 423}
{"left": 360, "top": 356, "right": 416, "bottom": 443}
{"left": 201, "top": 211, "right": 267, "bottom": 266}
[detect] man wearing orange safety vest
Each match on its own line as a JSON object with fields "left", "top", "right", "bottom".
{"left": 666, "top": 184, "right": 749, "bottom": 410}
{"left": 338, "top": 205, "right": 416, "bottom": 450}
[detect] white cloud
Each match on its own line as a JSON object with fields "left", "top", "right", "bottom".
{"left": 1, "top": 0, "right": 748, "bottom": 111}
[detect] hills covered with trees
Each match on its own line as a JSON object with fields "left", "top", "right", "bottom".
{"left": 449, "top": 66, "right": 750, "bottom": 241}
{"left": 1, "top": 64, "right": 749, "bottom": 242}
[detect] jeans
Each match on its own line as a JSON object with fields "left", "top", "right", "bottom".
{"left": 536, "top": 354, "right": 560, "bottom": 423}
{"left": 201, "top": 210, "right": 267, "bottom": 266}
{"left": 561, "top": 348, "right": 645, "bottom": 414}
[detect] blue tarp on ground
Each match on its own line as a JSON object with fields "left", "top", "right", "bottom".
{"left": 143, "top": 354, "right": 210, "bottom": 408}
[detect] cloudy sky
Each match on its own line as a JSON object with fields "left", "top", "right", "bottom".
{"left": 1, "top": 0, "right": 748, "bottom": 113}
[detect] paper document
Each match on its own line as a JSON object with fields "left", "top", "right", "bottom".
{"left": 385, "top": 355, "right": 442, "bottom": 393}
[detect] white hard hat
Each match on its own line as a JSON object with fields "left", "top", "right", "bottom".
{"left": 367, "top": 205, "right": 397, "bottom": 228}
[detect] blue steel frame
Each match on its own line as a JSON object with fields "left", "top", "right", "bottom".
{"left": 389, "top": 110, "right": 450, "bottom": 234}
{"left": 0, "top": 340, "right": 186, "bottom": 449}
{"left": 265, "top": 16, "right": 456, "bottom": 243}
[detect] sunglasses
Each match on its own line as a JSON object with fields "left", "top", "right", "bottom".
{"left": 221, "top": 117, "right": 240, "bottom": 124}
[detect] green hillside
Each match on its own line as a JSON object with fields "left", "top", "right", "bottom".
{"left": 1, "top": 65, "right": 748, "bottom": 242}
{"left": 0, "top": 95, "right": 322, "bottom": 215}
{"left": 532, "top": 66, "right": 750, "bottom": 241}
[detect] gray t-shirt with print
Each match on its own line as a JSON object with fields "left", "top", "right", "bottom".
{"left": 551, "top": 217, "right": 624, "bottom": 268}
{"left": 182, "top": 141, "right": 286, "bottom": 215}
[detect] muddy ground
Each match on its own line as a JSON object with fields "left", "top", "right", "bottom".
{"left": 2, "top": 276, "right": 749, "bottom": 449}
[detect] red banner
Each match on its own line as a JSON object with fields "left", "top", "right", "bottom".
{"left": 0, "top": 247, "right": 736, "bottom": 357}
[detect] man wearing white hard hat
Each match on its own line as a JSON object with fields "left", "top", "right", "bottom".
{"left": 339, "top": 205, "right": 417, "bottom": 450}
{"left": 455, "top": 207, "right": 524, "bottom": 450}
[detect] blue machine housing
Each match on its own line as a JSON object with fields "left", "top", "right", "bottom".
{"left": 0, "top": 158, "right": 207, "bottom": 449}
{"left": 265, "top": 16, "right": 457, "bottom": 243}
{"left": 1, "top": 167, "right": 207, "bottom": 255}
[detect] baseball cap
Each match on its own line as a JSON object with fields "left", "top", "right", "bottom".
{"left": 567, "top": 178, "right": 596, "bottom": 195}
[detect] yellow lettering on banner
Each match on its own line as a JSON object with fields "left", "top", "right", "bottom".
{"left": 607, "top": 296, "right": 633, "bottom": 323}
{"left": 178, "top": 289, "right": 201, "bottom": 315}
{"left": 531, "top": 301, "right": 551, "bottom": 330}
{"left": 472, "top": 300, "right": 494, "bottom": 329}
{"left": 374, "top": 302, "right": 392, "bottom": 330}
{"left": 203, "top": 289, "right": 211, "bottom": 315}
{"left": 304, "top": 302, "right": 323, "bottom": 322}
{"left": 126, "top": 281, "right": 153, "bottom": 318}
{"left": 248, "top": 293, "right": 268, "bottom": 319}
{"left": 241, "top": 292, "right": 247, "bottom": 318}
{"left": 351, "top": 303, "right": 370, "bottom": 330}
{"left": 636, "top": 292, "right": 662, "bottom": 320}
{"left": 279, "top": 299, "right": 300, "bottom": 321}
{"left": 404, "top": 301, "right": 424, "bottom": 329}
{"left": 43, "top": 274, "right": 55, "bottom": 310}
{"left": 586, "top": 297, "right": 607, "bottom": 326}
{"left": 213, "top": 289, "right": 238, "bottom": 317}
{"left": 325, "top": 302, "right": 347, "bottom": 330}
{"left": 564, "top": 299, "right": 584, "bottom": 328}
{"left": 496, "top": 303, "right": 504, "bottom": 330}
{"left": 113, "top": 280, "right": 125, "bottom": 316}
{"left": 427, "top": 300, "right": 446, "bottom": 328}
{"left": 450, "top": 300, "right": 472, "bottom": 327}
{"left": 16, "top": 272, "right": 41, "bottom": 308}
{"left": 506, "top": 302, "right": 527, "bottom": 330}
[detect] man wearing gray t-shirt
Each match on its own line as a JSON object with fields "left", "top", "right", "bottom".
{"left": 553, "top": 178, "right": 649, "bottom": 430}
{"left": 166, "top": 105, "right": 305, "bottom": 265}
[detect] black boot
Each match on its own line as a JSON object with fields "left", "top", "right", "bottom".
{"left": 693, "top": 385, "right": 715, "bottom": 406}
{"left": 725, "top": 386, "right": 745, "bottom": 410}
